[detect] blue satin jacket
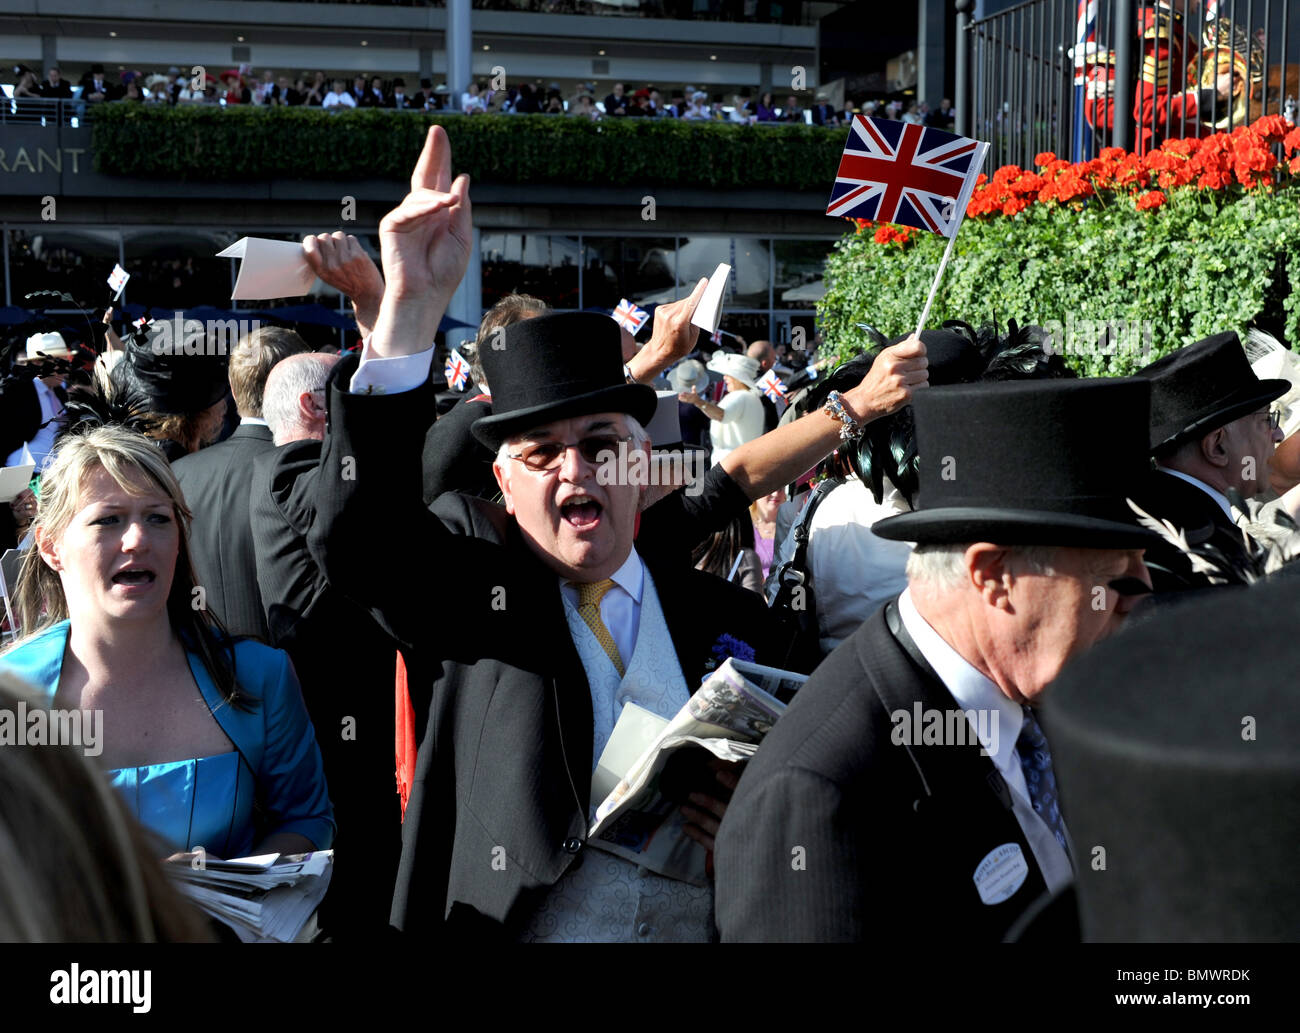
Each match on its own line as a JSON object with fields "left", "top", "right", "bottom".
{"left": 1, "top": 620, "right": 335, "bottom": 857}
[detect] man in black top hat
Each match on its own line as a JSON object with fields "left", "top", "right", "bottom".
{"left": 715, "top": 378, "right": 1159, "bottom": 942}
{"left": 1046, "top": 573, "right": 1300, "bottom": 941}
{"left": 305, "top": 127, "right": 928, "bottom": 939}
{"left": 1130, "top": 331, "right": 1288, "bottom": 591}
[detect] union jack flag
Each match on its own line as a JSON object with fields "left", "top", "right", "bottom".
{"left": 444, "top": 348, "right": 470, "bottom": 390}
{"left": 611, "top": 298, "right": 650, "bottom": 335}
{"left": 710, "top": 327, "right": 723, "bottom": 346}
{"left": 1074, "top": 0, "right": 1098, "bottom": 85}
{"left": 757, "top": 369, "right": 788, "bottom": 403}
{"left": 826, "top": 117, "right": 988, "bottom": 238}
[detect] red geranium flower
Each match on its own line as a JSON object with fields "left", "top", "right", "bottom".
{"left": 1033, "top": 151, "right": 1056, "bottom": 166}
{"left": 1136, "top": 190, "right": 1166, "bottom": 211}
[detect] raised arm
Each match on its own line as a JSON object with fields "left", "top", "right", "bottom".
{"left": 302, "top": 232, "right": 387, "bottom": 340}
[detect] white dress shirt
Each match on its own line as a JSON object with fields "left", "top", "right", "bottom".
{"left": 1155, "top": 466, "right": 1234, "bottom": 521}
{"left": 558, "top": 548, "right": 642, "bottom": 672}
{"left": 897, "top": 588, "right": 1074, "bottom": 896}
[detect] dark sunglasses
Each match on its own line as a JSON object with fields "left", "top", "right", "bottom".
{"left": 508, "top": 434, "right": 632, "bottom": 472}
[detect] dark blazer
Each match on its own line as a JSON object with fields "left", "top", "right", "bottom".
{"left": 715, "top": 601, "right": 1054, "bottom": 942}
{"left": 0, "top": 374, "right": 41, "bottom": 459}
{"left": 422, "top": 393, "right": 496, "bottom": 504}
{"left": 249, "top": 438, "right": 405, "bottom": 938}
{"left": 1128, "top": 469, "right": 1252, "bottom": 592}
{"left": 308, "top": 358, "right": 786, "bottom": 938}
{"left": 172, "top": 422, "right": 276, "bottom": 640}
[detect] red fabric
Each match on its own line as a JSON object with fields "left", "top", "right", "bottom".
{"left": 395, "top": 652, "right": 416, "bottom": 821}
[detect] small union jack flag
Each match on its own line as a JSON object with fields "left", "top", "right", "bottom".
{"left": 826, "top": 116, "right": 989, "bottom": 238}
{"left": 611, "top": 298, "right": 650, "bottom": 335}
{"left": 757, "top": 369, "right": 788, "bottom": 403}
{"left": 710, "top": 327, "right": 723, "bottom": 346}
{"left": 444, "top": 348, "right": 470, "bottom": 390}
{"left": 107, "top": 263, "right": 130, "bottom": 299}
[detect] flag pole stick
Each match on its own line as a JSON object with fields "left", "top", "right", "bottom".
{"left": 914, "top": 229, "right": 960, "bottom": 337}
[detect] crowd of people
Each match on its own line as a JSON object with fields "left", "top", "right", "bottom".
{"left": 1, "top": 125, "right": 1294, "bottom": 945}
{"left": 5, "top": 62, "right": 953, "bottom": 129}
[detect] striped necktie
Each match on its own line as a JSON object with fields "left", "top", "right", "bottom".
{"left": 570, "top": 578, "right": 625, "bottom": 678}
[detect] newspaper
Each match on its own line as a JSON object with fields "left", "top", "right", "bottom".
{"left": 587, "top": 658, "right": 806, "bottom": 886}
{"left": 166, "top": 851, "right": 333, "bottom": 943}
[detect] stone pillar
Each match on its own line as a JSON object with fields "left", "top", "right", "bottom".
{"left": 447, "top": 0, "right": 472, "bottom": 99}
{"left": 916, "top": 0, "right": 947, "bottom": 110}
{"left": 445, "top": 226, "right": 481, "bottom": 350}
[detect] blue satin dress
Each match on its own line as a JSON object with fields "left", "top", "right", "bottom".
{"left": 1, "top": 621, "right": 335, "bottom": 858}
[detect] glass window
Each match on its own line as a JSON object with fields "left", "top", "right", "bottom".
{"left": 580, "top": 236, "right": 677, "bottom": 310}
{"left": 7, "top": 226, "right": 121, "bottom": 313}
{"left": 774, "top": 239, "right": 835, "bottom": 310}
{"left": 672, "top": 235, "right": 769, "bottom": 311}
{"left": 481, "top": 233, "right": 580, "bottom": 311}
{"left": 121, "top": 227, "right": 239, "bottom": 311}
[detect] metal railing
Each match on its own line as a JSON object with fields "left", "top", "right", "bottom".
{"left": 957, "top": 0, "right": 1298, "bottom": 170}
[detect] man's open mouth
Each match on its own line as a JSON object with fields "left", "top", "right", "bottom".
{"left": 112, "top": 569, "right": 156, "bottom": 585}
{"left": 560, "top": 496, "right": 603, "bottom": 528}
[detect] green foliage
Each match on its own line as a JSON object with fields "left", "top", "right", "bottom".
{"left": 820, "top": 184, "right": 1300, "bottom": 376}
{"left": 88, "top": 105, "right": 848, "bottom": 190}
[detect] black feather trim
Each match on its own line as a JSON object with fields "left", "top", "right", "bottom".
{"left": 53, "top": 380, "right": 158, "bottom": 450}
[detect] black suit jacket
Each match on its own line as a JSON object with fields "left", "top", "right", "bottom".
{"left": 249, "top": 439, "right": 404, "bottom": 937}
{"left": 308, "top": 358, "right": 785, "bottom": 938}
{"left": 172, "top": 423, "right": 276, "bottom": 640}
{"left": 715, "top": 602, "right": 1054, "bottom": 942}
{"left": 1128, "top": 469, "right": 1252, "bottom": 592}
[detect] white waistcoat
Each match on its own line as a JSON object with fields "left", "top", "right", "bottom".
{"left": 521, "top": 564, "right": 714, "bottom": 942}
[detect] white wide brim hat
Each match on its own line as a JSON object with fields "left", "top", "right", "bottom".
{"left": 668, "top": 358, "right": 710, "bottom": 395}
{"left": 707, "top": 351, "right": 760, "bottom": 388}
{"left": 25, "top": 331, "right": 72, "bottom": 361}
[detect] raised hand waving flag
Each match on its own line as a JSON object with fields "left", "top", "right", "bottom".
{"left": 826, "top": 116, "right": 988, "bottom": 238}
{"left": 612, "top": 298, "right": 650, "bottom": 335}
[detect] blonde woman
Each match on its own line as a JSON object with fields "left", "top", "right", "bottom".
{"left": 1, "top": 423, "right": 333, "bottom": 860}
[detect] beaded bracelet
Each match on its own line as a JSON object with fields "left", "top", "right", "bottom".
{"left": 822, "top": 390, "right": 863, "bottom": 441}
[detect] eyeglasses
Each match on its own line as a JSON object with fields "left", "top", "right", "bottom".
{"left": 508, "top": 435, "right": 632, "bottom": 472}
{"left": 1266, "top": 410, "right": 1282, "bottom": 431}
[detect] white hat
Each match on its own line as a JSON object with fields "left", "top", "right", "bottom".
{"left": 707, "top": 351, "right": 760, "bottom": 388}
{"left": 1249, "top": 331, "right": 1300, "bottom": 439}
{"left": 668, "top": 358, "right": 710, "bottom": 395}
{"left": 25, "top": 331, "right": 71, "bottom": 362}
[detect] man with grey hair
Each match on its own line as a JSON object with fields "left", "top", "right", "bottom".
{"left": 716, "top": 377, "right": 1159, "bottom": 942}
{"left": 261, "top": 352, "right": 339, "bottom": 445}
{"left": 747, "top": 339, "right": 781, "bottom": 429}
{"left": 173, "top": 325, "right": 309, "bottom": 639}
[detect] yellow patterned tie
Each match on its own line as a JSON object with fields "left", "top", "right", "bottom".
{"left": 570, "top": 578, "right": 625, "bottom": 677}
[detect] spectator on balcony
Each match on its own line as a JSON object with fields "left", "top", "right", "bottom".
{"left": 79, "top": 64, "right": 122, "bottom": 103}
{"left": 177, "top": 74, "right": 209, "bottom": 105}
{"left": 782, "top": 94, "right": 805, "bottom": 123}
{"left": 303, "top": 71, "right": 327, "bottom": 107}
{"left": 683, "top": 90, "right": 710, "bottom": 121}
{"left": 120, "top": 80, "right": 143, "bottom": 104}
{"left": 626, "top": 88, "right": 652, "bottom": 117}
{"left": 415, "top": 78, "right": 437, "bottom": 111}
{"left": 572, "top": 94, "right": 600, "bottom": 121}
{"left": 323, "top": 79, "right": 356, "bottom": 109}
{"left": 603, "top": 82, "right": 629, "bottom": 116}
{"left": 165, "top": 66, "right": 183, "bottom": 104}
{"left": 13, "top": 68, "right": 40, "bottom": 104}
{"left": 544, "top": 94, "right": 564, "bottom": 114}
{"left": 901, "top": 102, "right": 923, "bottom": 125}
{"left": 388, "top": 79, "right": 415, "bottom": 110}
{"left": 220, "top": 71, "right": 251, "bottom": 106}
{"left": 362, "top": 75, "right": 387, "bottom": 108}
{"left": 145, "top": 77, "right": 170, "bottom": 104}
{"left": 273, "top": 76, "right": 297, "bottom": 106}
{"left": 513, "top": 83, "right": 541, "bottom": 114}
{"left": 254, "top": 69, "right": 275, "bottom": 105}
{"left": 38, "top": 67, "right": 72, "bottom": 100}
{"left": 754, "top": 91, "right": 777, "bottom": 121}
{"left": 810, "top": 98, "right": 840, "bottom": 126}
{"left": 461, "top": 82, "right": 487, "bottom": 115}
{"left": 665, "top": 91, "right": 686, "bottom": 117}
{"left": 349, "top": 75, "right": 367, "bottom": 107}
{"left": 730, "top": 92, "right": 755, "bottom": 124}
{"left": 926, "top": 97, "right": 955, "bottom": 129}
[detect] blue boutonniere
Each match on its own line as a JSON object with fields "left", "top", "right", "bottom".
{"left": 705, "top": 633, "right": 755, "bottom": 673}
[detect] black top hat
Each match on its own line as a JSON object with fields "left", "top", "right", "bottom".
{"left": 111, "top": 335, "right": 228, "bottom": 416}
{"left": 1045, "top": 576, "right": 1300, "bottom": 940}
{"left": 471, "top": 312, "right": 657, "bottom": 450}
{"left": 873, "top": 378, "right": 1161, "bottom": 548}
{"left": 1139, "top": 331, "right": 1288, "bottom": 452}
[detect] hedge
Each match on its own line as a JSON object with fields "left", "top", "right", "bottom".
{"left": 819, "top": 118, "right": 1300, "bottom": 376}
{"left": 88, "top": 105, "right": 849, "bottom": 190}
